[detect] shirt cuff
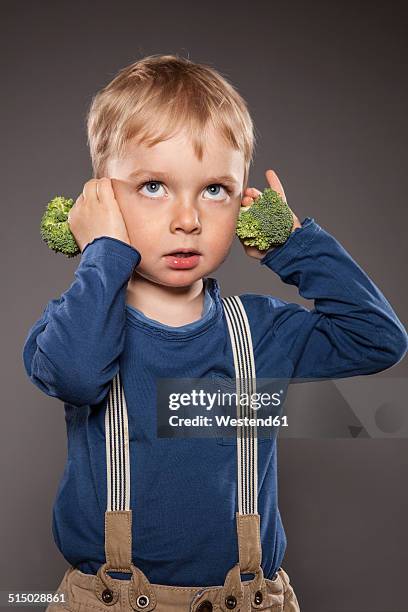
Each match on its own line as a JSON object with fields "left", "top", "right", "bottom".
{"left": 259, "top": 217, "right": 321, "bottom": 269}
{"left": 81, "top": 236, "right": 142, "bottom": 268}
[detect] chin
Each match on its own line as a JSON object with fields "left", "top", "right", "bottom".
{"left": 161, "top": 274, "right": 203, "bottom": 287}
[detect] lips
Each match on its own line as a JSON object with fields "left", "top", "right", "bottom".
{"left": 165, "top": 248, "right": 201, "bottom": 256}
{"left": 164, "top": 251, "right": 201, "bottom": 269}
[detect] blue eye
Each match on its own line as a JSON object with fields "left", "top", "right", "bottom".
{"left": 205, "top": 184, "right": 230, "bottom": 199}
{"left": 138, "top": 180, "right": 231, "bottom": 200}
{"left": 207, "top": 185, "right": 221, "bottom": 196}
{"left": 139, "top": 181, "right": 165, "bottom": 197}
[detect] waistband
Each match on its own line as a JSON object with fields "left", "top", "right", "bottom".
{"left": 54, "top": 564, "right": 291, "bottom": 611}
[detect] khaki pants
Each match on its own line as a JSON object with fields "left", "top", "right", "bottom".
{"left": 46, "top": 563, "right": 300, "bottom": 611}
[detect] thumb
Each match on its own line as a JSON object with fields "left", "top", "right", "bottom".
{"left": 265, "top": 169, "right": 287, "bottom": 202}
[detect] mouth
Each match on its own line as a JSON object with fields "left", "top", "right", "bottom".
{"left": 164, "top": 248, "right": 202, "bottom": 257}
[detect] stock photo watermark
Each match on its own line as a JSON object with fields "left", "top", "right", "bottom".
{"left": 156, "top": 376, "right": 408, "bottom": 441}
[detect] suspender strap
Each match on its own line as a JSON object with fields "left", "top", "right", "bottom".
{"left": 103, "top": 371, "right": 132, "bottom": 572}
{"left": 105, "top": 372, "right": 131, "bottom": 512}
{"left": 221, "top": 295, "right": 262, "bottom": 574}
{"left": 96, "top": 371, "right": 140, "bottom": 607}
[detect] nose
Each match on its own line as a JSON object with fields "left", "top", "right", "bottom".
{"left": 170, "top": 200, "right": 201, "bottom": 234}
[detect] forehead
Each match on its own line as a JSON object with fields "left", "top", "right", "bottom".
{"left": 111, "top": 125, "right": 245, "bottom": 184}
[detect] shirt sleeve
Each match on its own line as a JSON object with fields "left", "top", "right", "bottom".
{"left": 22, "top": 236, "right": 141, "bottom": 405}
{"left": 259, "top": 217, "right": 408, "bottom": 381}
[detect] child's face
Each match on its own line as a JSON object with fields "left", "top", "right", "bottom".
{"left": 106, "top": 125, "right": 245, "bottom": 288}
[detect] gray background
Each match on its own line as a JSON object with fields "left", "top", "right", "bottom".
{"left": 2, "top": 1, "right": 407, "bottom": 610}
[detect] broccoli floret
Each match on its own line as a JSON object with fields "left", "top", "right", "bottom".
{"left": 235, "top": 187, "right": 294, "bottom": 251}
{"left": 40, "top": 196, "right": 80, "bottom": 258}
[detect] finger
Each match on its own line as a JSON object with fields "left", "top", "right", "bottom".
{"left": 245, "top": 187, "right": 262, "bottom": 197}
{"left": 241, "top": 195, "right": 254, "bottom": 206}
{"left": 96, "top": 177, "right": 116, "bottom": 203}
{"left": 265, "top": 169, "right": 287, "bottom": 202}
{"left": 96, "top": 178, "right": 113, "bottom": 202}
{"left": 82, "top": 178, "right": 100, "bottom": 200}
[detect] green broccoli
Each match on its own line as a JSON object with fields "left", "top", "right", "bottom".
{"left": 235, "top": 187, "right": 294, "bottom": 251}
{"left": 40, "top": 196, "right": 80, "bottom": 258}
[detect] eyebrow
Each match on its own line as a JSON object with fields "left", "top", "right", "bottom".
{"left": 128, "top": 169, "right": 240, "bottom": 186}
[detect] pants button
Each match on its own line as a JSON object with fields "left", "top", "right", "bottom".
{"left": 101, "top": 588, "right": 113, "bottom": 604}
{"left": 225, "top": 594, "right": 237, "bottom": 608}
{"left": 136, "top": 594, "right": 150, "bottom": 608}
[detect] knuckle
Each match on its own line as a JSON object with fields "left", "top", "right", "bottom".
{"left": 83, "top": 178, "right": 98, "bottom": 194}
{"left": 99, "top": 177, "right": 112, "bottom": 190}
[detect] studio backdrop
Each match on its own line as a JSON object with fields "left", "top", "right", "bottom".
{"left": 1, "top": 2, "right": 407, "bottom": 611}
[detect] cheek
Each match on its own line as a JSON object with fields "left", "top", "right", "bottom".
{"left": 220, "top": 205, "right": 240, "bottom": 232}
{"left": 127, "top": 226, "right": 155, "bottom": 261}
{"left": 210, "top": 216, "right": 237, "bottom": 249}
{"left": 128, "top": 222, "right": 157, "bottom": 249}
{"left": 121, "top": 201, "right": 153, "bottom": 233}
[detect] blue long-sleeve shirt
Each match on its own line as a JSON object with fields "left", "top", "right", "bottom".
{"left": 22, "top": 217, "right": 407, "bottom": 587}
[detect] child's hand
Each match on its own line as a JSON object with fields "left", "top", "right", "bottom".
{"left": 239, "top": 169, "right": 302, "bottom": 260}
{"left": 68, "top": 178, "right": 131, "bottom": 253}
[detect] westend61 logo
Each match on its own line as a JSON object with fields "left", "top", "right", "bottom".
{"left": 156, "top": 377, "right": 289, "bottom": 440}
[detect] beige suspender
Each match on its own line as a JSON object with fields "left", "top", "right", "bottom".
{"left": 221, "top": 295, "right": 262, "bottom": 575}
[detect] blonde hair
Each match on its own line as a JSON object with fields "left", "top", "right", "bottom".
{"left": 86, "top": 54, "right": 256, "bottom": 190}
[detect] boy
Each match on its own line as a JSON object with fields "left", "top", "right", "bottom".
{"left": 23, "top": 54, "right": 407, "bottom": 611}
